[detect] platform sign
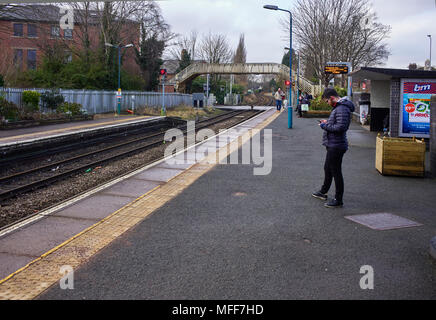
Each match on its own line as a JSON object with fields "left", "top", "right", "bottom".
{"left": 399, "top": 79, "right": 435, "bottom": 138}
{"left": 324, "top": 65, "right": 349, "bottom": 74}
{"left": 116, "top": 88, "right": 122, "bottom": 99}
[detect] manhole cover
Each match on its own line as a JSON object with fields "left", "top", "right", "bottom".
{"left": 345, "top": 213, "right": 422, "bottom": 230}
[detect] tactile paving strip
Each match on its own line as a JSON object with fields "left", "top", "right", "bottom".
{"left": 0, "top": 110, "right": 279, "bottom": 300}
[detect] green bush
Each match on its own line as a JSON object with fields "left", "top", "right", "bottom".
{"left": 22, "top": 90, "right": 41, "bottom": 112}
{"left": 57, "top": 102, "right": 83, "bottom": 116}
{"left": 40, "top": 89, "right": 64, "bottom": 110}
{"left": 309, "top": 94, "right": 331, "bottom": 111}
{"left": 334, "top": 86, "right": 347, "bottom": 97}
{"left": 0, "top": 97, "right": 20, "bottom": 120}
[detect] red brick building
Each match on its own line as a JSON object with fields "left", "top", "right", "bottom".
{"left": 0, "top": 4, "right": 140, "bottom": 83}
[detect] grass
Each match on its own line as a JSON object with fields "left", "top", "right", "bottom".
{"left": 135, "top": 105, "right": 226, "bottom": 121}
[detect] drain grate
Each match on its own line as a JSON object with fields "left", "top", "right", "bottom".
{"left": 344, "top": 213, "right": 422, "bottom": 231}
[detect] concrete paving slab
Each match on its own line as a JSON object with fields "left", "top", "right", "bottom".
{"left": 0, "top": 216, "right": 95, "bottom": 257}
{"left": 134, "top": 167, "right": 184, "bottom": 182}
{"left": 155, "top": 162, "right": 193, "bottom": 170}
{"left": 52, "top": 193, "right": 137, "bottom": 220}
{"left": 100, "top": 179, "right": 161, "bottom": 199}
{"left": 0, "top": 253, "right": 36, "bottom": 280}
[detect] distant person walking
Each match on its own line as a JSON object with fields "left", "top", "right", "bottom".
{"left": 312, "top": 88, "right": 355, "bottom": 208}
{"left": 274, "top": 88, "right": 283, "bottom": 112}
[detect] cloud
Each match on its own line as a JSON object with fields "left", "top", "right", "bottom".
{"left": 159, "top": 0, "right": 436, "bottom": 69}
{"left": 160, "top": 0, "right": 293, "bottom": 63}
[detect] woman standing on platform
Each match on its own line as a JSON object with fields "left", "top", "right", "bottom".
{"left": 274, "top": 88, "right": 283, "bottom": 112}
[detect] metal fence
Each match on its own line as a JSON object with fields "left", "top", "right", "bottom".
{"left": 0, "top": 87, "right": 193, "bottom": 114}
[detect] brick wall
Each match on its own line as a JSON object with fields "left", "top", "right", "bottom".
{"left": 389, "top": 78, "right": 401, "bottom": 137}
{"left": 0, "top": 19, "right": 140, "bottom": 77}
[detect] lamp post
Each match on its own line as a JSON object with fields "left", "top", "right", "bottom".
{"left": 428, "top": 35, "right": 432, "bottom": 70}
{"left": 264, "top": 4, "right": 293, "bottom": 129}
{"left": 105, "top": 43, "right": 134, "bottom": 115}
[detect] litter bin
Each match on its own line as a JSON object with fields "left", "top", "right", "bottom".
{"left": 359, "top": 93, "right": 370, "bottom": 125}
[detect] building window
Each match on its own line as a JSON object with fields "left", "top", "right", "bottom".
{"left": 13, "top": 23, "right": 23, "bottom": 37}
{"left": 51, "top": 25, "right": 60, "bottom": 38}
{"left": 64, "top": 28, "right": 72, "bottom": 39}
{"left": 14, "top": 49, "right": 23, "bottom": 68}
{"left": 27, "top": 50, "right": 37, "bottom": 70}
{"left": 27, "top": 24, "right": 37, "bottom": 37}
{"left": 64, "top": 51, "right": 72, "bottom": 63}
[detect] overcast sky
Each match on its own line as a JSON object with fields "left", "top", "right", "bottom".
{"left": 159, "top": 0, "right": 436, "bottom": 69}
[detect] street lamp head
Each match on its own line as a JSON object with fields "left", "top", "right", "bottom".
{"left": 124, "top": 44, "right": 134, "bottom": 48}
{"left": 105, "top": 43, "right": 114, "bottom": 47}
{"left": 263, "top": 4, "right": 278, "bottom": 10}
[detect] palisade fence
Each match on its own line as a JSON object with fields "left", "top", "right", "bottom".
{"left": 0, "top": 87, "right": 193, "bottom": 114}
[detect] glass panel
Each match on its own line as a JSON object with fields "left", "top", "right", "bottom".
{"left": 64, "top": 28, "right": 72, "bottom": 39}
{"left": 64, "top": 51, "right": 72, "bottom": 63}
{"left": 27, "top": 50, "right": 37, "bottom": 70}
{"left": 13, "top": 23, "right": 23, "bottom": 37}
{"left": 14, "top": 49, "right": 23, "bottom": 68}
{"left": 28, "top": 24, "right": 37, "bottom": 37}
{"left": 51, "top": 26, "right": 60, "bottom": 37}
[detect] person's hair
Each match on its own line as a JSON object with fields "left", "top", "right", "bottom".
{"left": 322, "top": 88, "right": 339, "bottom": 99}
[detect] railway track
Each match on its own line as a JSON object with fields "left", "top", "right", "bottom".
{"left": 0, "top": 110, "right": 261, "bottom": 203}
{"left": 244, "top": 92, "right": 275, "bottom": 107}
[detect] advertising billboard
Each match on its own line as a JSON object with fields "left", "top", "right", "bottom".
{"left": 399, "top": 79, "right": 435, "bottom": 138}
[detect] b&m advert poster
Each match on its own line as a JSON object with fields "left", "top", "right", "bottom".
{"left": 400, "top": 79, "right": 434, "bottom": 138}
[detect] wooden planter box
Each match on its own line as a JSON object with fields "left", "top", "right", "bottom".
{"left": 376, "top": 135, "right": 426, "bottom": 177}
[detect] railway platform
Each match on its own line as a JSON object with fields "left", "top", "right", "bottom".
{"left": 0, "top": 107, "right": 278, "bottom": 299}
{"left": 0, "top": 115, "right": 162, "bottom": 147}
{"left": 1, "top": 108, "right": 436, "bottom": 300}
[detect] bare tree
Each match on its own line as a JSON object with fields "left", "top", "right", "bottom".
{"left": 282, "top": 0, "right": 391, "bottom": 87}
{"left": 167, "top": 30, "right": 198, "bottom": 62}
{"left": 199, "top": 32, "right": 232, "bottom": 64}
{"left": 197, "top": 32, "right": 232, "bottom": 85}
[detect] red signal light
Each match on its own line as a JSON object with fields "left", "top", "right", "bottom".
{"left": 285, "top": 80, "right": 291, "bottom": 87}
{"left": 159, "top": 69, "right": 167, "bottom": 76}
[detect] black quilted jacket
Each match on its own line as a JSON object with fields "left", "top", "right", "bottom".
{"left": 320, "top": 98, "right": 355, "bottom": 150}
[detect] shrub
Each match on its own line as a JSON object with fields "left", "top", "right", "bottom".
{"left": 0, "top": 97, "right": 20, "bottom": 120}
{"left": 22, "top": 90, "right": 41, "bottom": 112}
{"left": 334, "top": 86, "right": 347, "bottom": 97}
{"left": 309, "top": 94, "right": 331, "bottom": 111}
{"left": 40, "top": 89, "right": 64, "bottom": 110}
{"left": 57, "top": 102, "right": 83, "bottom": 116}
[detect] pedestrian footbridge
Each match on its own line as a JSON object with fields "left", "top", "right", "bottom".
{"left": 173, "top": 62, "right": 320, "bottom": 96}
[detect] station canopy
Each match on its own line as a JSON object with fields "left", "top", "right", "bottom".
{"left": 350, "top": 67, "right": 436, "bottom": 81}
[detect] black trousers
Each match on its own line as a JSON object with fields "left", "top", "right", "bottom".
{"left": 320, "top": 147, "right": 346, "bottom": 202}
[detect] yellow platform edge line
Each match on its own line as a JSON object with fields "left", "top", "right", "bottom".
{"left": 0, "top": 110, "right": 279, "bottom": 300}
